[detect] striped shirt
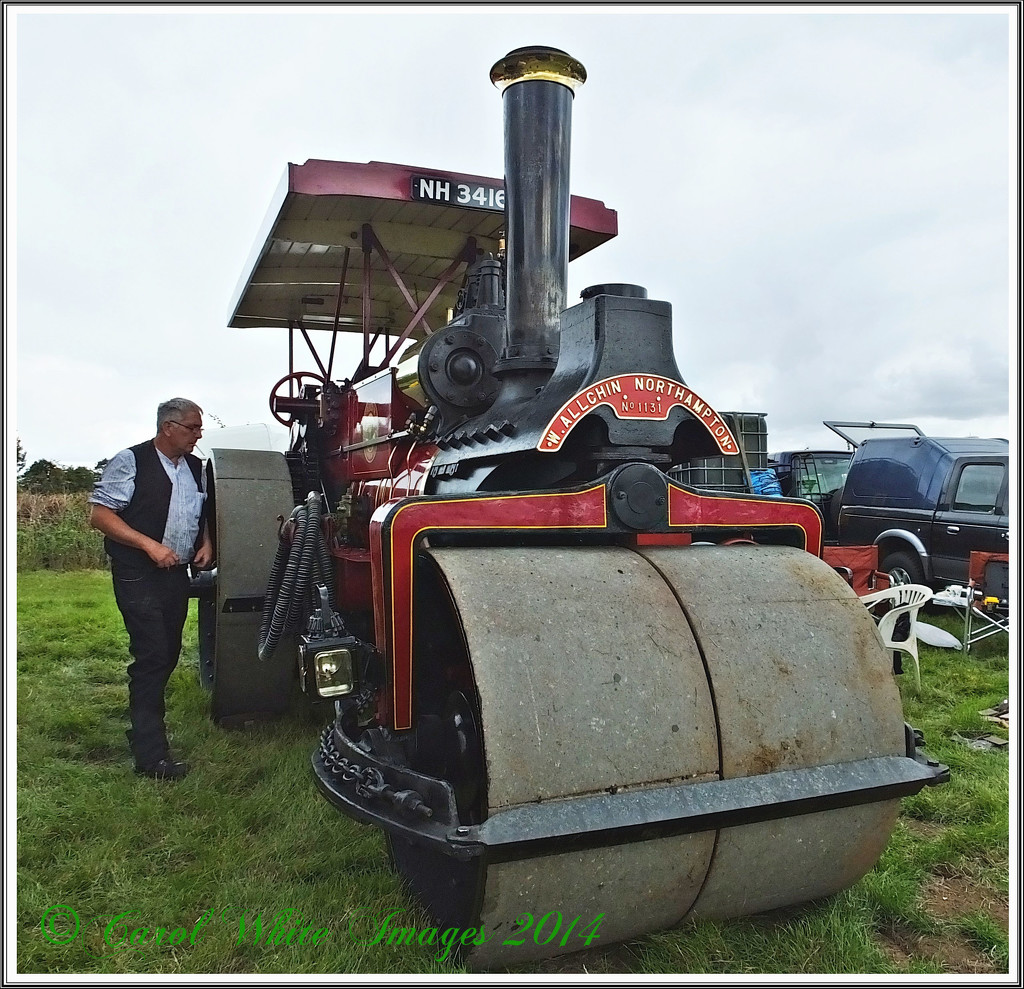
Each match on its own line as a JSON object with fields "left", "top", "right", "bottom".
{"left": 89, "top": 447, "right": 207, "bottom": 562}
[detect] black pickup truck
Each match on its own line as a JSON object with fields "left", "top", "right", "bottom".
{"left": 824, "top": 422, "right": 1009, "bottom": 588}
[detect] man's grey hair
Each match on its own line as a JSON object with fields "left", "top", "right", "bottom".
{"left": 157, "top": 398, "right": 203, "bottom": 432}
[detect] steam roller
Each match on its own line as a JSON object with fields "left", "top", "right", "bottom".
{"left": 199, "top": 45, "right": 947, "bottom": 966}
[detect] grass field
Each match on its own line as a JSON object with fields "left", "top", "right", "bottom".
{"left": 15, "top": 569, "right": 1012, "bottom": 976}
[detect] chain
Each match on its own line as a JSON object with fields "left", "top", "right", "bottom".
{"left": 318, "top": 725, "right": 432, "bottom": 819}
{"left": 319, "top": 725, "right": 384, "bottom": 793}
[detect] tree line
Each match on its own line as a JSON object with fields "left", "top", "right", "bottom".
{"left": 17, "top": 438, "right": 107, "bottom": 494}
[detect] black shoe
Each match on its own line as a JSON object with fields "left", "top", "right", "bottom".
{"left": 135, "top": 758, "right": 190, "bottom": 781}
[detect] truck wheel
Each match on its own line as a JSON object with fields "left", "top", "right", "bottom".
{"left": 881, "top": 549, "right": 925, "bottom": 586}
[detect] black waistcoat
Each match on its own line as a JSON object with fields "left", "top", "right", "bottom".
{"left": 104, "top": 440, "right": 205, "bottom": 570}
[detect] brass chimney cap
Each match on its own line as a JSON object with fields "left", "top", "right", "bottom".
{"left": 490, "top": 46, "right": 586, "bottom": 94}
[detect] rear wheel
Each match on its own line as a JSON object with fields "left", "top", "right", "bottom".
{"left": 201, "top": 448, "right": 297, "bottom": 725}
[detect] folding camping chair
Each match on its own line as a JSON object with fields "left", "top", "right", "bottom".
{"left": 932, "top": 552, "right": 1009, "bottom": 652}
{"left": 822, "top": 545, "right": 890, "bottom": 596}
{"left": 962, "top": 552, "right": 1009, "bottom": 651}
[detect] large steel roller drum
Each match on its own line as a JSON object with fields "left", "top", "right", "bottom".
{"left": 390, "top": 542, "right": 906, "bottom": 967}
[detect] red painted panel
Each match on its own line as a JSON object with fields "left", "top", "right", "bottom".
{"left": 346, "top": 373, "right": 395, "bottom": 481}
{"left": 288, "top": 159, "right": 617, "bottom": 239}
{"left": 667, "top": 484, "right": 823, "bottom": 557}
{"left": 369, "top": 514, "right": 388, "bottom": 706}
{"left": 634, "top": 532, "right": 693, "bottom": 546}
{"left": 354, "top": 441, "right": 436, "bottom": 518}
{"left": 331, "top": 546, "right": 373, "bottom": 612}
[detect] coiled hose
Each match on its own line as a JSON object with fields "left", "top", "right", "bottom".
{"left": 258, "top": 491, "right": 339, "bottom": 661}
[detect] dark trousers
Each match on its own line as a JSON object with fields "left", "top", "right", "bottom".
{"left": 111, "top": 563, "right": 190, "bottom": 768}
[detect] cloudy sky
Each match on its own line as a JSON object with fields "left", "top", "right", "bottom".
{"left": 8, "top": 5, "right": 1016, "bottom": 470}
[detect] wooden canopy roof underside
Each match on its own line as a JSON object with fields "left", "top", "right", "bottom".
{"left": 229, "top": 159, "right": 618, "bottom": 342}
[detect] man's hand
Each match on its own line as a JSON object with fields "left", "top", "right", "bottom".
{"left": 147, "top": 541, "right": 181, "bottom": 568}
{"left": 90, "top": 504, "right": 181, "bottom": 567}
{"left": 192, "top": 536, "right": 214, "bottom": 569}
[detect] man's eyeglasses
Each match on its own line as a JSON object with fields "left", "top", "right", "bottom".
{"left": 169, "top": 421, "right": 204, "bottom": 434}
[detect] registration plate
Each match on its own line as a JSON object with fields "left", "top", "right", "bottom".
{"left": 411, "top": 175, "right": 505, "bottom": 212}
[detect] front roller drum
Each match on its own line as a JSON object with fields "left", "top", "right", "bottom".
{"left": 198, "top": 448, "right": 296, "bottom": 725}
{"left": 361, "top": 544, "right": 934, "bottom": 967}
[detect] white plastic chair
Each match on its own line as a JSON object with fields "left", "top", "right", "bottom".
{"left": 859, "top": 584, "right": 934, "bottom": 692}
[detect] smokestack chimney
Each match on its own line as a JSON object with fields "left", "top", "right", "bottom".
{"left": 490, "top": 46, "right": 586, "bottom": 378}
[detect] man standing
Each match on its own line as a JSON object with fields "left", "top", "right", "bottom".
{"left": 89, "top": 398, "right": 213, "bottom": 780}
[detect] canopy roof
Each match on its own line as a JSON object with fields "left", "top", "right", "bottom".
{"left": 228, "top": 159, "right": 618, "bottom": 337}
